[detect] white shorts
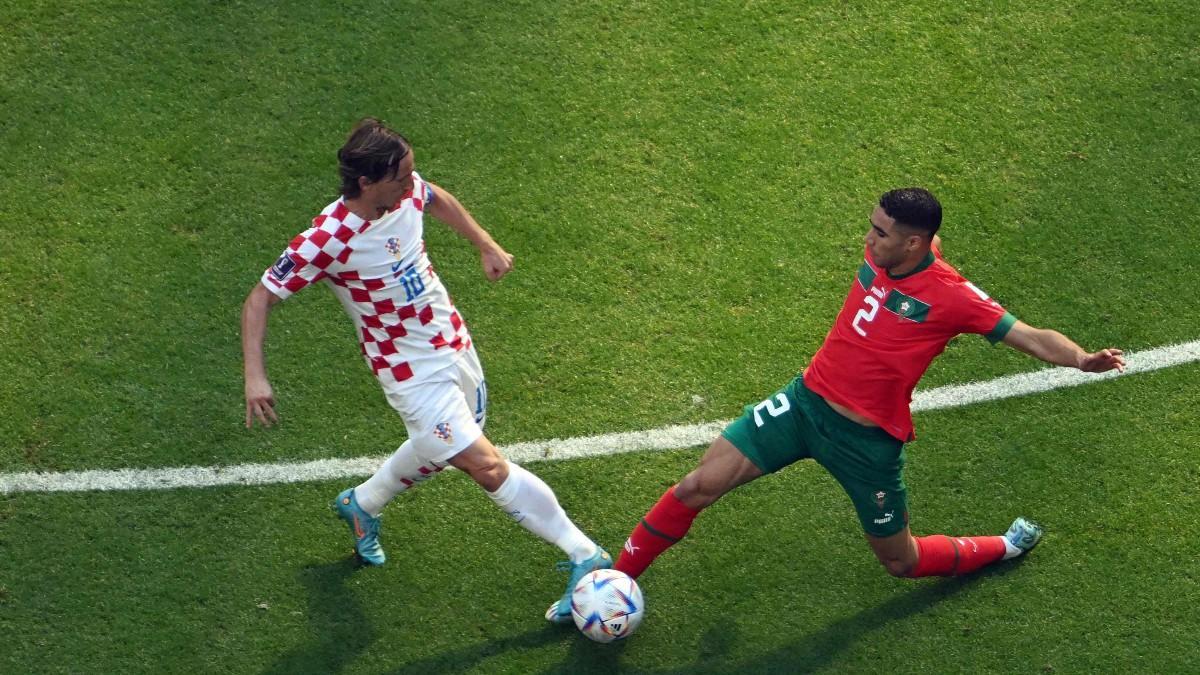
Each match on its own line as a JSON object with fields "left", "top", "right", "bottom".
{"left": 382, "top": 347, "right": 488, "bottom": 463}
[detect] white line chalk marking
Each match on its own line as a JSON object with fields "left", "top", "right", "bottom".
{"left": 3, "top": 340, "right": 1196, "bottom": 494}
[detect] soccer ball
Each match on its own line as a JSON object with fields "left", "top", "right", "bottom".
{"left": 570, "top": 569, "right": 645, "bottom": 643}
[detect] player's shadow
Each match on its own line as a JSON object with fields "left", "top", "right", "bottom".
{"left": 262, "top": 558, "right": 374, "bottom": 675}
{"left": 381, "top": 624, "right": 572, "bottom": 675}
{"left": 674, "top": 562, "right": 1022, "bottom": 674}
{"left": 542, "top": 628, "right": 641, "bottom": 675}
{"left": 392, "top": 617, "right": 641, "bottom": 675}
{"left": 383, "top": 567, "right": 1002, "bottom": 675}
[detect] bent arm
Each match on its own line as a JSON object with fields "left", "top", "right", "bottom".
{"left": 1001, "top": 320, "right": 1125, "bottom": 372}
{"left": 241, "top": 283, "right": 284, "bottom": 427}
{"left": 426, "top": 182, "right": 514, "bottom": 281}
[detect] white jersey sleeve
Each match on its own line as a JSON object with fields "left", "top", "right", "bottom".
{"left": 260, "top": 200, "right": 368, "bottom": 299}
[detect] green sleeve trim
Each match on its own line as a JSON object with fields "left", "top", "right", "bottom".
{"left": 986, "top": 312, "right": 1017, "bottom": 344}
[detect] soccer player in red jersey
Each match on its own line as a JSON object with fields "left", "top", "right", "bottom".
{"left": 241, "top": 119, "right": 610, "bottom": 624}
{"left": 613, "top": 188, "right": 1126, "bottom": 583}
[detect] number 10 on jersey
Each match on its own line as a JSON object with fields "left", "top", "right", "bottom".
{"left": 396, "top": 265, "right": 426, "bottom": 302}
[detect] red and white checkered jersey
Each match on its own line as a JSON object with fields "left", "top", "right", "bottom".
{"left": 261, "top": 172, "right": 473, "bottom": 386}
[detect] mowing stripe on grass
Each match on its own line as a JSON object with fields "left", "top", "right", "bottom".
{"left": 3, "top": 340, "right": 1197, "bottom": 494}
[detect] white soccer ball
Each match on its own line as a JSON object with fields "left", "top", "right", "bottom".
{"left": 570, "top": 568, "right": 645, "bottom": 643}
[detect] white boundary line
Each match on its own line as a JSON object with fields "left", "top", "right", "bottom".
{"left": 3, "top": 340, "right": 1197, "bottom": 495}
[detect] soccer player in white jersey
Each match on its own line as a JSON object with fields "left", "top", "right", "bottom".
{"left": 240, "top": 118, "right": 610, "bottom": 624}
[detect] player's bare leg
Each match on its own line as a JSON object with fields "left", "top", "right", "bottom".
{"left": 615, "top": 436, "right": 763, "bottom": 579}
{"left": 866, "top": 527, "right": 921, "bottom": 577}
{"left": 449, "top": 437, "right": 610, "bottom": 625}
{"left": 445, "top": 434, "right": 508, "bottom": 491}
{"left": 675, "top": 436, "right": 764, "bottom": 509}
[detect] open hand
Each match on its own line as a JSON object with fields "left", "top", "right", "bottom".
{"left": 245, "top": 379, "right": 279, "bottom": 428}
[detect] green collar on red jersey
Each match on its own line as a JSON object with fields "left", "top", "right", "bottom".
{"left": 886, "top": 250, "right": 936, "bottom": 280}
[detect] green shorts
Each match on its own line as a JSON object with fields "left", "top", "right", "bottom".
{"left": 721, "top": 375, "right": 909, "bottom": 537}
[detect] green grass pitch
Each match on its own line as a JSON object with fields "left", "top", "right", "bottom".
{"left": 2, "top": 1, "right": 1198, "bottom": 672}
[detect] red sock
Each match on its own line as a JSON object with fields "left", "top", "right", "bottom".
{"left": 909, "top": 534, "right": 1007, "bottom": 577}
{"left": 614, "top": 485, "right": 701, "bottom": 579}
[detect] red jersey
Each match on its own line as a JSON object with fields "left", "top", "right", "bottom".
{"left": 803, "top": 246, "right": 1015, "bottom": 442}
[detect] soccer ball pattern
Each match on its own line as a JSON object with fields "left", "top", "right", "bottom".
{"left": 570, "top": 569, "right": 645, "bottom": 642}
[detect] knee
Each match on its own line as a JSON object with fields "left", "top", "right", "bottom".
{"left": 468, "top": 457, "right": 509, "bottom": 491}
{"left": 442, "top": 436, "right": 509, "bottom": 491}
{"left": 881, "top": 557, "right": 915, "bottom": 578}
{"left": 876, "top": 545, "right": 919, "bottom": 577}
{"left": 867, "top": 529, "right": 919, "bottom": 578}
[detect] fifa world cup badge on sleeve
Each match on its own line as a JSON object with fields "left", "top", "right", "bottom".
{"left": 270, "top": 254, "right": 297, "bottom": 280}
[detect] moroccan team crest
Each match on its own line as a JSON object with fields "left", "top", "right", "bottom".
{"left": 884, "top": 290, "right": 931, "bottom": 323}
{"left": 433, "top": 422, "right": 453, "bottom": 444}
{"left": 874, "top": 490, "right": 887, "bottom": 510}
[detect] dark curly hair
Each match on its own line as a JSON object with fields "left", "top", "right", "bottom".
{"left": 880, "top": 187, "right": 942, "bottom": 236}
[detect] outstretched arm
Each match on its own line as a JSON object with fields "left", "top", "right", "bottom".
{"left": 241, "top": 283, "right": 284, "bottom": 427}
{"left": 426, "top": 182, "right": 514, "bottom": 281}
{"left": 1002, "top": 320, "right": 1125, "bottom": 373}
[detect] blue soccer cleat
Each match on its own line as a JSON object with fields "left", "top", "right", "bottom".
{"left": 544, "top": 547, "right": 613, "bottom": 625}
{"left": 333, "top": 488, "right": 385, "bottom": 565}
{"left": 1005, "top": 517, "right": 1044, "bottom": 555}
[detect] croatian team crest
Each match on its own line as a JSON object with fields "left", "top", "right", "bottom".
{"left": 433, "top": 422, "right": 453, "bottom": 444}
{"left": 385, "top": 237, "right": 403, "bottom": 259}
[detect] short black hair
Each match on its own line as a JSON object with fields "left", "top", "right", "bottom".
{"left": 879, "top": 187, "right": 942, "bottom": 236}
{"left": 338, "top": 117, "right": 410, "bottom": 198}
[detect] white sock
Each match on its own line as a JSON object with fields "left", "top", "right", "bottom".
{"left": 1002, "top": 537, "right": 1023, "bottom": 560}
{"left": 354, "top": 440, "right": 446, "bottom": 517}
{"left": 486, "top": 461, "right": 598, "bottom": 562}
